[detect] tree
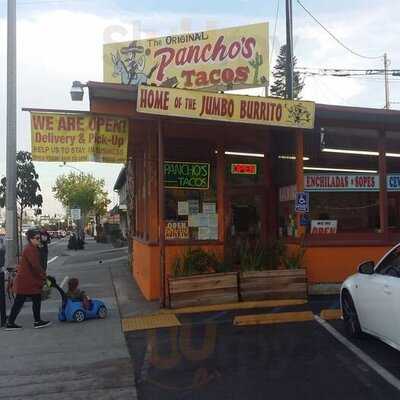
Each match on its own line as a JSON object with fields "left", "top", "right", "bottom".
{"left": 52, "top": 172, "right": 110, "bottom": 224}
{"left": 270, "top": 44, "right": 304, "bottom": 100}
{"left": 0, "top": 151, "right": 43, "bottom": 252}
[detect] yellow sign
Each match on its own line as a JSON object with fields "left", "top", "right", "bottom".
{"left": 165, "top": 221, "right": 189, "bottom": 240}
{"left": 103, "top": 23, "right": 268, "bottom": 91}
{"left": 137, "top": 85, "right": 315, "bottom": 129}
{"left": 30, "top": 113, "right": 128, "bottom": 163}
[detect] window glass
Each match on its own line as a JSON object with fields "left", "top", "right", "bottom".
{"left": 226, "top": 155, "right": 264, "bottom": 186}
{"left": 164, "top": 161, "right": 218, "bottom": 241}
{"left": 308, "top": 192, "right": 379, "bottom": 233}
{"left": 376, "top": 246, "right": 400, "bottom": 276}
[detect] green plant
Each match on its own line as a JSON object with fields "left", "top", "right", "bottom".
{"left": 239, "top": 240, "right": 269, "bottom": 271}
{"left": 172, "top": 248, "right": 221, "bottom": 277}
{"left": 281, "top": 246, "right": 306, "bottom": 269}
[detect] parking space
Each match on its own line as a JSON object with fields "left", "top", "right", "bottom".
{"left": 125, "top": 299, "right": 400, "bottom": 400}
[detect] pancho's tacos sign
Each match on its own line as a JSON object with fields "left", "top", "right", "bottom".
{"left": 103, "top": 23, "right": 268, "bottom": 91}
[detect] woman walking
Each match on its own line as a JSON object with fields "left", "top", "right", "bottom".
{"left": 6, "top": 229, "right": 51, "bottom": 330}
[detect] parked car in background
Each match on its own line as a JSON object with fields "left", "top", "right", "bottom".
{"left": 341, "top": 243, "right": 400, "bottom": 351}
{"left": 21, "top": 225, "right": 37, "bottom": 236}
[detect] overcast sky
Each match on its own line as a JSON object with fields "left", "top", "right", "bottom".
{"left": 0, "top": 0, "right": 399, "bottom": 216}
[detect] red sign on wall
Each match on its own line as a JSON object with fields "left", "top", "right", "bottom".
{"left": 231, "top": 163, "right": 257, "bottom": 175}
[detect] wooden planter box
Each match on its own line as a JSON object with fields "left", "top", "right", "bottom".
{"left": 239, "top": 269, "right": 307, "bottom": 301}
{"left": 168, "top": 272, "right": 239, "bottom": 309}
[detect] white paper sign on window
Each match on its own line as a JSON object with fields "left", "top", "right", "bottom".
{"left": 310, "top": 220, "right": 337, "bottom": 235}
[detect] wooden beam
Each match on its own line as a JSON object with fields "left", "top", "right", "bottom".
{"left": 379, "top": 130, "right": 388, "bottom": 238}
{"left": 216, "top": 143, "right": 225, "bottom": 242}
{"left": 158, "top": 119, "right": 166, "bottom": 307}
{"left": 296, "top": 129, "right": 305, "bottom": 237}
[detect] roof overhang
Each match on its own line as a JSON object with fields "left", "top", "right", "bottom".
{"left": 87, "top": 81, "right": 400, "bottom": 130}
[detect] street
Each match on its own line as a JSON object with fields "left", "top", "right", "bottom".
{"left": 125, "top": 300, "right": 400, "bottom": 400}
{"left": 2, "top": 239, "right": 400, "bottom": 399}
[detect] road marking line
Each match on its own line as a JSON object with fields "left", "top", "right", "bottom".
{"left": 122, "top": 314, "right": 181, "bottom": 332}
{"left": 320, "top": 309, "right": 342, "bottom": 320}
{"left": 48, "top": 256, "right": 58, "bottom": 264}
{"left": 314, "top": 315, "right": 400, "bottom": 392}
{"left": 161, "top": 299, "right": 308, "bottom": 315}
{"left": 234, "top": 311, "right": 314, "bottom": 326}
{"left": 60, "top": 276, "right": 69, "bottom": 289}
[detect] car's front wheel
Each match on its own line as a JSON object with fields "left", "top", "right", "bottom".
{"left": 342, "top": 291, "right": 362, "bottom": 338}
{"left": 97, "top": 305, "right": 107, "bottom": 319}
{"left": 73, "top": 310, "right": 86, "bottom": 323}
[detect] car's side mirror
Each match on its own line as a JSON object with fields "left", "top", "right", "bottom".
{"left": 358, "top": 260, "right": 375, "bottom": 275}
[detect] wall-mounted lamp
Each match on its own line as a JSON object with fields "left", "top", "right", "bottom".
{"left": 70, "top": 80, "right": 87, "bottom": 101}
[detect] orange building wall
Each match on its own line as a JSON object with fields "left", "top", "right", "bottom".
{"left": 133, "top": 241, "right": 160, "bottom": 301}
{"left": 305, "top": 245, "right": 391, "bottom": 284}
{"left": 133, "top": 240, "right": 224, "bottom": 300}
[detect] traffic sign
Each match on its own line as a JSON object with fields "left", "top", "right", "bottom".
{"left": 70, "top": 208, "right": 81, "bottom": 220}
{"left": 295, "top": 192, "right": 309, "bottom": 213}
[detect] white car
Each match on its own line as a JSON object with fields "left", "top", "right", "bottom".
{"left": 341, "top": 243, "right": 400, "bottom": 350}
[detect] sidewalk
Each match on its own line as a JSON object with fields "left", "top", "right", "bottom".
{"left": 0, "top": 241, "right": 139, "bottom": 400}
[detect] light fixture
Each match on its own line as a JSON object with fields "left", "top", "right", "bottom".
{"left": 322, "top": 148, "right": 400, "bottom": 158}
{"left": 278, "top": 155, "right": 310, "bottom": 161}
{"left": 224, "top": 151, "right": 264, "bottom": 158}
{"left": 70, "top": 80, "right": 86, "bottom": 101}
{"left": 303, "top": 166, "right": 377, "bottom": 173}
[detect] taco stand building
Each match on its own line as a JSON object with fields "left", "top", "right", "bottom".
{"left": 82, "top": 80, "right": 400, "bottom": 304}
{"left": 26, "top": 23, "right": 400, "bottom": 305}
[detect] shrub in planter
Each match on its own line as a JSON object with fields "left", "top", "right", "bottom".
{"left": 172, "top": 248, "right": 221, "bottom": 277}
{"left": 239, "top": 241, "right": 307, "bottom": 301}
{"left": 281, "top": 246, "right": 306, "bottom": 269}
{"left": 169, "top": 248, "right": 238, "bottom": 308}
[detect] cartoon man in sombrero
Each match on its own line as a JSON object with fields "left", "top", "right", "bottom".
{"left": 121, "top": 41, "right": 144, "bottom": 75}
{"left": 116, "top": 40, "right": 157, "bottom": 85}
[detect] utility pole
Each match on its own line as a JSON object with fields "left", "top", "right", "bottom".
{"left": 384, "top": 53, "right": 390, "bottom": 109}
{"left": 285, "top": 0, "right": 294, "bottom": 100}
{"left": 1, "top": 0, "right": 17, "bottom": 327}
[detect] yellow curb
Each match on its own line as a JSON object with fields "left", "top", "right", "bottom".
{"left": 160, "top": 299, "right": 308, "bottom": 315}
{"left": 320, "top": 309, "right": 342, "bottom": 320}
{"left": 122, "top": 314, "right": 181, "bottom": 332}
{"left": 233, "top": 311, "right": 314, "bottom": 326}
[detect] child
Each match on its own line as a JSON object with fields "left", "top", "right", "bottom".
{"left": 66, "top": 278, "right": 92, "bottom": 310}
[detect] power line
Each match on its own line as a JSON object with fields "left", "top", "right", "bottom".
{"left": 296, "top": 0, "right": 383, "bottom": 60}
{"left": 297, "top": 67, "right": 400, "bottom": 73}
{"left": 270, "top": 0, "right": 281, "bottom": 66}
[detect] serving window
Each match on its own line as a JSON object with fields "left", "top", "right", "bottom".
{"left": 163, "top": 138, "right": 218, "bottom": 241}
{"left": 164, "top": 162, "right": 218, "bottom": 241}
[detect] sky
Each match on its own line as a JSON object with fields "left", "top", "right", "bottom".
{"left": 0, "top": 0, "right": 399, "bottom": 216}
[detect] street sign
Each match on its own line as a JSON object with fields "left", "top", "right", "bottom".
{"left": 300, "top": 214, "right": 309, "bottom": 226}
{"left": 295, "top": 192, "right": 309, "bottom": 213}
{"left": 70, "top": 208, "right": 81, "bottom": 220}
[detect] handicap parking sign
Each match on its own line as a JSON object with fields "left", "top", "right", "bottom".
{"left": 295, "top": 192, "right": 309, "bottom": 213}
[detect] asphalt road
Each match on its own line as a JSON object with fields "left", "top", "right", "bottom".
{"left": 45, "top": 241, "right": 400, "bottom": 399}
{"left": 125, "top": 300, "right": 400, "bottom": 400}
